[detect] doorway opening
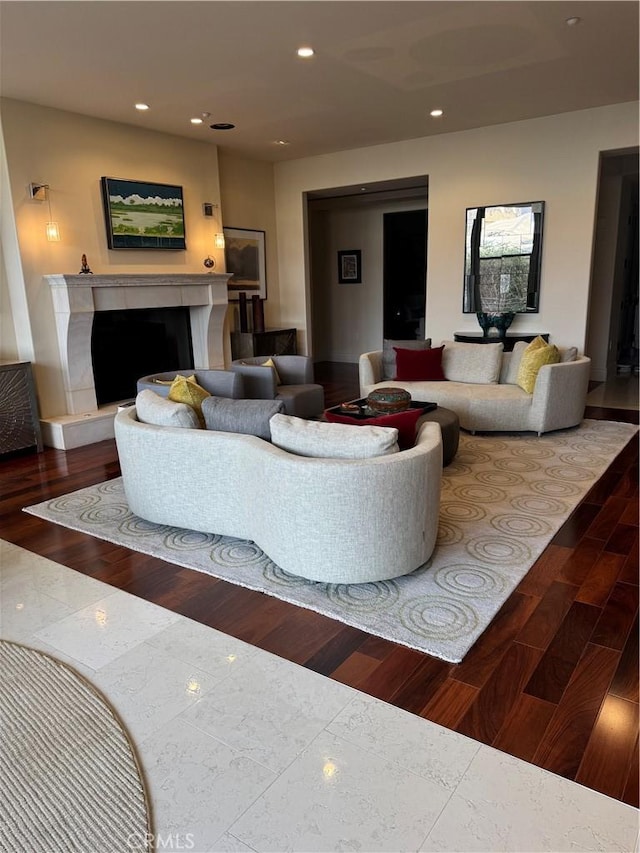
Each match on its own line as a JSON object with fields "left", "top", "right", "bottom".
{"left": 383, "top": 209, "right": 427, "bottom": 339}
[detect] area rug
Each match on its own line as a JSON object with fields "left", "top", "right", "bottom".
{"left": 24, "top": 420, "right": 637, "bottom": 663}
{"left": 0, "top": 639, "right": 151, "bottom": 852}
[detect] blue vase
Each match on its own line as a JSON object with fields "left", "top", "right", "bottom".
{"left": 476, "top": 312, "right": 515, "bottom": 338}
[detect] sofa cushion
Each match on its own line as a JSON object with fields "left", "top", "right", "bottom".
{"left": 503, "top": 340, "right": 529, "bottom": 384}
{"left": 382, "top": 338, "right": 431, "bottom": 380}
{"left": 135, "top": 390, "right": 200, "bottom": 430}
{"left": 202, "top": 397, "right": 284, "bottom": 440}
{"left": 517, "top": 337, "right": 561, "bottom": 393}
{"left": 260, "top": 357, "right": 281, "bottom": 385}
{"left": 441, "top": 340, "right": 503, "bottom": 384}
{"left": 270, "top": 414, "right": 399, "bottom": 459}
{"left": 168, "top": 375, "right": 211, "bottom": 427}
{"left": 325, "top": 406, "right": 423, "bottom": 450}
{"left": 394, "top": 345, "right": 445, "bottom": 381}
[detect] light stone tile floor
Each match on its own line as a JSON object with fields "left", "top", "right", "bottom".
{"left": 1, "top": 539, "right": 638, "bottom": 853}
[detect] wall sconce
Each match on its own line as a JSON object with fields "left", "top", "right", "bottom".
{"left": 203, "top": 201, "right": 225, "bottom": 250}
{"left": 29, "top": 182, "right": 61, "bottom": 241}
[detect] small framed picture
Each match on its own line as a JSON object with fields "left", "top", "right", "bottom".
{"left": 337, "top": 249, "right": 362, "bottom": 284}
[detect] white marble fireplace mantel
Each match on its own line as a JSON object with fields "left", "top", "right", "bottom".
{"left": 43, "top": 272, "right": 231, "bottom": 448}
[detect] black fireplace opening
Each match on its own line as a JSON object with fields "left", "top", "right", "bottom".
{"left": 91, "top": 307, "right": 194, "bottom": 405}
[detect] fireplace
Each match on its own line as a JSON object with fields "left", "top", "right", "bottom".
{"left": 92, "top": 307, "right": 194, "bottom": 405}
{"left": 43, "top": 273, "right": 231, "bottom": 448}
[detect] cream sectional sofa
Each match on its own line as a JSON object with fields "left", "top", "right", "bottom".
{"left": 114, "top": 404, "right": 442, "bottom": 584}
{"left": 360, "top": 340, "right": 591, "bottom": 435}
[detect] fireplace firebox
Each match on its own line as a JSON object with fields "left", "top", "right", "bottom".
{"left": 91, "top": 307, "right": 194, "bottom": 405}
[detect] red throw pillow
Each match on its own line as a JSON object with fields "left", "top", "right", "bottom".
{"left": 325, "top": 407, "right": 423, "bottom": 450}
{"left": 394, "top": 345, "right": 446, "bottom": 381}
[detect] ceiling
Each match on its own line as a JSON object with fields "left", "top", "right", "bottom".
{"left": 0, "top": 1, "right": 638, "bottom": 163}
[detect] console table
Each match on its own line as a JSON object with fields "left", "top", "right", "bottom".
{"left": 0, "top": 361, "right": 43, "bottom": 455}
{"left": 231, "top": 328, "right": 297, "bottom": 360}
{"left": 454, "top": 332, "right": 549, "bottom": 353}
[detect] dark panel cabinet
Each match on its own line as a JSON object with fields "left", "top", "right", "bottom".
{"left": 0, "top": 361, "right": 42, "bottom": 455}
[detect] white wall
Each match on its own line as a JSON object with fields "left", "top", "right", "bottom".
{"left": 309, "top": 197, "right": 425, "bottom": 362}
{"left": 275, "top": 102, "right": 639, "bottom": 357}
{"left": 1, "top": 98, "right": 223, "bottom": 417}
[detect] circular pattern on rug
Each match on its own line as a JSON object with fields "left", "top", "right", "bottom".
{"left": 440, "top": 501, "right": 487, "bottom": 523}
{"left": 491, "top": 513, "right": 552, "bottom": 537}
{"left": 80, "top": 503, "right": 130, "bottom": 524}
{"left": 529, "top": 478, "right": 581, "bottom": 497}
{"left": 97, "top": 479, "right": 126, "bottom": 495}
{"left": 443, "top": 460, "right": 472, "bottom": 477}
{"left": 119, "top": 516, "right": 171, "bottom": 537}
{"left": 212, "top": 540, "right": 266, "bottom": 566}
{"left": 452, "top": 483, "right": 507, "bottom": 503}
{"left": 466, "top": 535, "right": 531, "bottom": 564}
{"left": 164, "top": 529, "right": 222, "bottom": 550}
{"left": 493, "top": 457, "right": 541, "bottom": 473}
{"left": 263, "top": 563, "right": 317, "bottom": 587}
{"left": 511, "top": 445, "right": 556, "bottom": 459}
{"left": 510, "top": 494, "right": 567, "bottom": 516}
{"left": 558, "top": 451, "right": 607, "bottom": 467}
{"left": 455, "top": 450, "right": 492, "bottom": 465}
{"left": 327, "top": 580, "right": 400, "bottom": 611}
{"left": 434, "top": 564, "right": 506, "bottom": 598}
{"left": 545, "top": 464, "right": 593, "bottom": 482}
{"left": 436, "top": 521, "right": 464, "bottom": 546}
{"left": 475, "top": 469, "right": 524, "bottom": 487}
{"left": 0, "top": 640, "right": 151, "bottom": 853}
{"left": 47, "top": 492, "right": 100, "bottom": 513}
{"left": 463, "top": 438, "right": 508, "bottom": 453}
{"left": 401, "top": 596, "right": 478, "bottom": 640}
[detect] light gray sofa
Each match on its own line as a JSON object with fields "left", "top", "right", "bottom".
{"left": 114, "top": 405, "right": 442, "bottom": 584}
{"left": 360, "top": 339, "right": 591, "bottom": 435}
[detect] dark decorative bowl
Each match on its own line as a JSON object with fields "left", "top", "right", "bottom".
{"left": 366, "top": 387, "right": 412, "bottom": 414}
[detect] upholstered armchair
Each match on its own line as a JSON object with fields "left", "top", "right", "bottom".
{"left": 230, "top": 355, "right": 325, "bottom": 419}
{"left": 136, "top": 369, "right": 245, "bottom": 399}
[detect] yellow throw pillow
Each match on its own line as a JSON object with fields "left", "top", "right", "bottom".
{"left": 517, "top": 337, "right": 561, "bottom": 393}
{"left": 168, "top": 374, "right": 210, "bottom": 427}
{"left": 260, "top": 357, "right": 281, "bottom": 385}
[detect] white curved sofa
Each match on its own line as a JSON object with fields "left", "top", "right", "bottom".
{"left": 114, "top": 406, "right": 442, "bottom": 584}
{"left": 360, "top": 340, "right": 591, "bottom": 435}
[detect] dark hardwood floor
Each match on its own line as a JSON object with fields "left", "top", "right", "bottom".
{"left": 0, "top": 361, "right": 638, "bottom": 806}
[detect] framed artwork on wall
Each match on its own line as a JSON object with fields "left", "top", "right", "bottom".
{"left": 224, "top": 227, "right": 267, "bottom": 301}
{"left": 100, "top": 177, "right": 186, "bottom": 249}
{"left": 338, "top": 249, "right": 362, "bottom": 283}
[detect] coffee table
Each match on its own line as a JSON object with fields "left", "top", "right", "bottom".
{"left": 324, "top": 399, "right": 459, "bottom": 466}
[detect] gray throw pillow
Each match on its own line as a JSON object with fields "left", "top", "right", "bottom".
{"left": 382, "top": 338, "right": 432, "bottom": 380}
{"left": 202, "top": 397, "right": 285, "bottom": 440}
{"left": 135, "top": 390, "right": 200, "bottom": 429}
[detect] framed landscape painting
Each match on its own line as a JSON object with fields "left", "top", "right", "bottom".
{"left": 224, "top": 227, "right": 267, "bottom": 300}
{"left": 101, "top": 177, "right": 186, "bottom": 249}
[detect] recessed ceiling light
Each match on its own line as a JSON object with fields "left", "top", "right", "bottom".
{"left": 430, "top": 109, "right": 444, "bottom": 117}
{"left": 297, "top": 46, "right": 315, "bottom": 58}
{"left": 210, "top": 122, "right": 235, "bottom": 130}
{"left": 275, "top": 140, "right": 290, "bottom": 145}
{"left": 565, "top": 16, "right": 581, "bottom": 26}
{"left": 190, "top": 117, "right": 203, "bottom": 125}
{"left": 360, "top": 187, "right": 367, "bottom": 192}
{"left": 134, "top": 103, "right": 149, "bottom": 111}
